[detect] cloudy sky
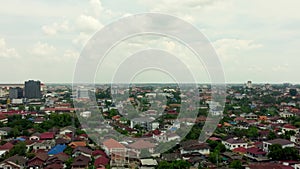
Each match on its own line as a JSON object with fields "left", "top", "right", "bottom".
{"left": 0, "top": 0, "right": 300, "bottom": 84}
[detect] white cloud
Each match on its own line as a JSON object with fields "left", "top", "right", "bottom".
{"left": 0, "top": 38, "right": 19, "bottom": 58}
{"left": 42, "top": 20, "right": 70, "bottom": 35}
{"left": 89, "top": 0, "right": 104, "bottom": 18}
{"left": 72, "top": 32, "right": 92, "bottom": 47}
{"left": 32, "top": 42, "right": 56, "bottom": 56}
{"left": 76, "top": 14, "right": 103, "bottom": 32}
{"left": 63, "top": 49, "right": 79, "bottom": 59}
{"left": 213, "top": 38, "right": 263, "bottom": 61}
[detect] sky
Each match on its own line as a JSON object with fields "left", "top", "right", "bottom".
{"left": 0, "top": 0, "right": 300, "bottom": 84}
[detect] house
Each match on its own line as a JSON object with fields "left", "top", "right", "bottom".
{"left": 232, "top": 147, "right": 247, "bottom": 155}
{"left": 222, "top": 151, "right": 243, "bottom": 162}
{"left": 55, "top": 138, "right": 70, "bottom": 145}
{"left": 68, "top": 141, "right": 86, "bottom": 149}
{"left": 71, "top": 155, "right": 91, "bottom": 169}
{"left": 25, "top": 140, "right": 36, "bottom": 152}
{"left": 0, "top": 114, "right": 8, "bottom": 124}
{"left": 44, "top": 163, "right": 64, "bottom": 169}
{"left": 282, "top": 124, "right": 299, "bottom": 134}
{"left": 47, "top": 144, "right": 67, "bottom": 155}
{"left": 59, "top": 126, "right": 75, "bottom": 135}
{"left": 241, "top": 113, "right": 258, "bottom": 120}
{"left": 290, "top": 134, "right": 300, "bottom": 145}
{"left": 161, "top": 153, "right": 181, "bottom": 161}
{"left": 244, "top": 147, "right": 267, "bottom": 161}
{"left": 102, "top": 138, "right": 126, "bottom": 156}
{"left": 263, "top": 138, "right": 294, "bottom": 152}
{"left": 27, "top": 152, "right": 49, "bottom": 169}
{"left": 153, "top": 132, "right": 180, "bottom": 143}
{"left": 44, "top": 152, "right": 69, "bottom": 169}
{"left": 0, "top": 155, "right": 27, "bottom": 169}
{"left": 259, "top": 116, "right": 268, "bottom": 122}
{"left": 0, "top": 127, "right": 11, "bottom": 139}
{"left": 94, "top": 156, "right": 110, "bottom": 169}
{"left": 0, "top": 142, "right": 14, "bottom": 152}
{"left": 222, "top": 138, "right": 248, "bottom": 150}
{"left": 246, "top": 162, "right": 293, "bottom": 169}
{"left": 279, "top": 111, "right": 294, "bottom": 118}
{"left": 140, "top": 159, "right": 158, "bottom": 169}
{"left": 92, "top": 149, "right": 107, "bottom": 159}
{"left": 72, "top": 146, "right": 93, "bottom": 157}
{"left": 180, "top": 140, "right": 210, "bottom": 156}
{"left": 33, "top": 140, "right": 55, "bottom": 151}
{"left": 29, "top": 132, "right": 41, "bottom": 141}
{"left": 40, "top": 132, "right": 55, "bottom": 140}
{"left": 130, "top": 117, "right": 155, "bottom": 131}
{"left": 128, "top": 139, "right": 156, "bottom": 158}
{"left": 102, "top": 138, "right": 127, "bottom": 166}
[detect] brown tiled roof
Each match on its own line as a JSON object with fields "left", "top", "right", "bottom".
{"left": 4, "top": 155, "right": 27, "bottom": 166}
{"left": 35, "top": 152, "right": 49, "bottom": 161}
{"left": 71, "top": 155, "right": 90, "bottom": 167}
{"left": 0, "top": 142, "right": 14, "bottom": 150}
{"left": 181, "top": 140, "right": 209, "bottom": 151}
{"left": 128, "top": 140, "right": 155, "bottom": 149}
{"left": 73, "top": 146, "right": 93, "bottom": 155}
{"left": 102, "top": 138, "right": 125, "bottom": 149}
{"left": 68, "top": 141, "right": 86, "bottom": 148}
{"left": 266, "top": 138, "right": 293, "bottom": 145}
{"left": 225, "top": 138, "right": 246, "bottom": 144}
{"left": 248, "top": 163, "right": 293, "bottom": 169}
{"left": 44, "top": 163, "right": 64, "bottom": 169}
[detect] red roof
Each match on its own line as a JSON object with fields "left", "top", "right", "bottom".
{"left": 232, "top": 147, "right": 247, "bottom": 153}
{"left": 40, "top": 132, "right": 55, "bottom": 140}
{"left": 247, "top": 147, "right": 266, "bottom": 155}
{"left": 0, "top": 142, "right": 14, "bottom": 150}
{"left": 248, "top": 163, "right": 293, "bottom": 169}
{"left": 283, "top": 124, "right": 297, "bottom": 129}
{"left": 92, "top": 150, "right": 107, "bottom": 157}
{"left": 43, "top": 108, "right": 76, "bottom": 112}
{"left": 234, "top": 117, "right": 245, "bottom": 121}
{"left": 94, "top": 156, "right": 109, "bottom": 167}
{"left": 209, "top": 137, "right": 221, "bottom": 141}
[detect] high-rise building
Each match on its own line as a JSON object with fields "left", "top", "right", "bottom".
{"left": 246, "top": 81, "right": 252, "bottom": 88}
{"left": 24, "top": 80, "right": 41, "bottom": 99}
{"left": 9, "top": 87, "right": 23, "bottom": 99}
{"left": 76, "top": 88, "right": 90, "bottom": 99}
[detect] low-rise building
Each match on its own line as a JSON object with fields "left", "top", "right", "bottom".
{"left": 263, "top": 138, "right": 294, "bottom": 152}
{"left": 222, "top": 138, "right": 248, "bottom": 150}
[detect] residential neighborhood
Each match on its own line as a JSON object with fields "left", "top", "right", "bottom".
{"left": 0, "top": 81, "right": 300, "bottom": 168}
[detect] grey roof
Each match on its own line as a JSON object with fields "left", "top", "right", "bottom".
{"left": 225, "top": 138, "right": 246, "bottom": 144}
{"left": 265, "top": 138, "right": 293, "bottom": 145}
{"left": 4, "top": 155, "right": 27, "bottom": 166}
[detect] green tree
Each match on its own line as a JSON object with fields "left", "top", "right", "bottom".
{"left": 18, "top": 105, "right": 25, "bottom": 110}
{"left": 209, "top": 150, "right": 221, "bottom": 165}
{"left": 283, "top": 147, "right": 300, "bottom": 160}
{"left": 28, "top": 105, "right": 35, "bottom": 111}
{"left": 229, "top": 160, "right": 242, "bottom": 169}
{"left": 157, "top": 160, "right": 190, "bottom": 169}
{"left": 65, "top": 157, "right": 74, "bottom": 169}
{"left": 9, "top": 142, "right": 26, "bottom": 156}
{"left": 267, "top": 131, "right": 277, "bottom": 140}
{"left": 268, "top": 144, "right": 283, "bottom": 160}
{"left": 247, "top": 126, "right": 258, "bottom": 139}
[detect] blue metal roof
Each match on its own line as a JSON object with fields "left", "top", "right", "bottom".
{"left": 48, "top": 144, "right": 67, "bottom": 155}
